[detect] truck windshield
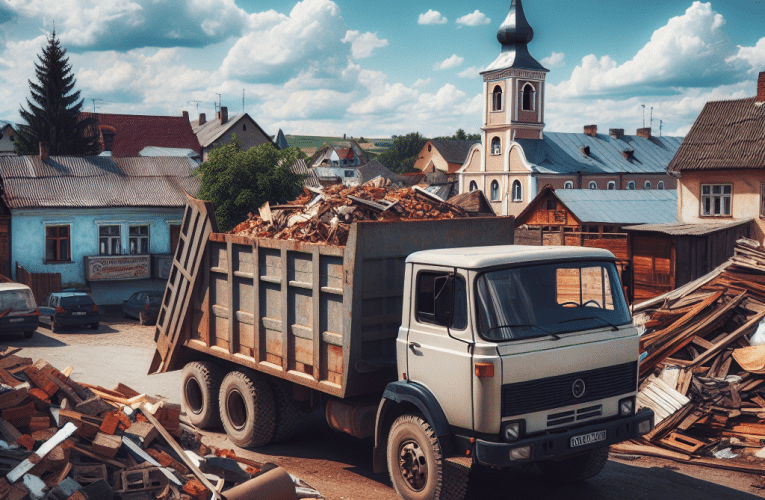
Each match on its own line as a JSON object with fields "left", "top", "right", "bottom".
{"left": 475, "top": 260, "right": 631, "bottom": 341}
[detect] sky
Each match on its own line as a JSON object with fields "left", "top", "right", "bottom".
{"left": 0, "top": 0, "right": 763, "bottom": 139}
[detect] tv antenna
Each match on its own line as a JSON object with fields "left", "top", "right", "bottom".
{"left": 188, "top": 101, "right": 202, "bottom": 113}
{"left": 650, "top": 107, "right": 653, "bottom": 129}
{"left": 90, "top": 98, "right": 104, "bottom": 113}
{"left": 641, "top": 104, "right": 645, "bottom": 128}
{"left": 659, "top": 120, "right": 664, "bottom": 137}
{"left": 215, "top": 93, "right": 222, "bottom": 114}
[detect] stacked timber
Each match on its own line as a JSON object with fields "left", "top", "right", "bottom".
{"left": 0, "top": 347, "right": 313, "bottom": 499}
{"left": 614, "top": 238, "right": 765, "bottom": 475}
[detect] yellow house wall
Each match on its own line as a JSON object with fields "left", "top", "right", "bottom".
{"left": 413, "top": 144, "right": 448, "bottom": 173}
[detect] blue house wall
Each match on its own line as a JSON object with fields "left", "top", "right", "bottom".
{"left": 12, "top": 206, "right": 183, "bottom": 306}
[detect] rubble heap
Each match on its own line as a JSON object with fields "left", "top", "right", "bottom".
{"left": 614, "top": 238, "right": 765, "bottom": 475}
{"left": 232, "top": 181, "right": 470, "bottom": 246}
{"left": 0, "top": 347, "right": 313, "bottom": 499}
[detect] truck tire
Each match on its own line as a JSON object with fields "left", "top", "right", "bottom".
{"left": 181, "top": 361, "right": 225, "bottom": 429}
{"left": 536, "top": 446, "right": 609, "bottom": 482}
{"left": 271, "top": 382, "right": 303, "bottom": 443}
{"left": 23, "top": 330, "right": 34, "bottom": 339}
{"left": 387, "top": 414, "right": 444, "bottom": 500}
{"left": 219, "top": 370, "right": 276, "bottom": 447}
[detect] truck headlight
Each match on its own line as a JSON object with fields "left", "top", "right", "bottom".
{"left": 619, "top": 397, "right": 635, "bottom": 417}
{"left": 509, "top": 446, "right": 531, "bottom": 461}
{"left": 638, "top": 417, "right": 653, "bottom": 435}
{"left": 502, "top": 420, "right": 524, "bottom": 442}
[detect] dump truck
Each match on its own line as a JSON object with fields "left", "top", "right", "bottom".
{"left": 150, "top": 196, "right": 654, "bottom": 500}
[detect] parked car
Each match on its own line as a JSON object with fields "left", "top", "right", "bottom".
{"left": 0, "top": 283, "right": 39, "bottom": 338}
{"left": 38, "top": 292, "right": 100, "bottom": 332}
{"left": 122, "top": 291, "right": 163, "bottom": 325}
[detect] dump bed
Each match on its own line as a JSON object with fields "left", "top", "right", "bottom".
{"left": 151, "top": 196, "right": 514, "bottom": 398}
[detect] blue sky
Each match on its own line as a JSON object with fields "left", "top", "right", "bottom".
{"left": 0, "top": 0, "right": 763, "bottom": 138}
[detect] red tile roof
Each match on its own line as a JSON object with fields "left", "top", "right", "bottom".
{"left": 83, "top": 112, "right": 201, "bottom": 157}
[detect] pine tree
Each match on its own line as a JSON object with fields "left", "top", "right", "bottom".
{"left": 14, "top": 30, "right": 98, "bottom": 156}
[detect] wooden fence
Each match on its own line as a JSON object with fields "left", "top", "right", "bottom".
{"left": 16, "top": 263, "right": 61, "bottom": 305}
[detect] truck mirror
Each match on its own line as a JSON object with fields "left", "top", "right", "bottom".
{"left": 434, "top": 275, "right": 455, "bottom": 327}
{"left": 621, "top": 263, "right": 633, "bottom": 289}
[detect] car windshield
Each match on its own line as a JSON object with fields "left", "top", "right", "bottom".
{"left": 0, "top": 289, "right": 36, "bottom": 314}
{"left": 475, "top": 260, "right": 631, "bottom": 342}
{"left": 61, "top": 295, "right": 94, "bottom": 307}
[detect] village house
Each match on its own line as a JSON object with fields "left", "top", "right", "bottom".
{"left": 84, "top": 111, "right": 201, "bottom": 158}
{"left": 456, "top": 0, "right": 680, "bottom": 217}
{"left": 0, "top": 121, "right": 16, "bottom": 154}
{"left": 413, "top": 139, "right": 479, "bottom": 177}
{"left": 0, "top": 145, "right": 200, "bottom": 307}
{"left": 309, "top": 140, "right": 369, "bottom": 168}
{"left": 191, "top": 107, "right": 275, "bottom": 162}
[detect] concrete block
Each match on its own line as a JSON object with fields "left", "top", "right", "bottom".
{"left": 92, "top": 433, "right": 122, "bottom": 459}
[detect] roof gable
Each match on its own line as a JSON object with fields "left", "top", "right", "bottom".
{"left": 191, "top": 113, "right": 274, "bottom": 149}
{"left": 428, "top": 139, "right": 481, "bottom": 165}
{"left": 87, "top": 113, "right": 201, "bottom": 157}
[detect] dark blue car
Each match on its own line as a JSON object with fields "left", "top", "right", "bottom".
{"left": 38, "top": 292, "right": 100, "bottom": 332}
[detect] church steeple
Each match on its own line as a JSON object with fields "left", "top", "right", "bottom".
{"left": 485, "top": 0, "right": 547, "bottom": 73}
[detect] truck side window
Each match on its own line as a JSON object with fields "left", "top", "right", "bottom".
{"left": 416, "top": 272, "right": 467, "bottom": 330}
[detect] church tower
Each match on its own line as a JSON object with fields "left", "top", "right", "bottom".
{"left": 481, "top": 0, "right": 548, "bottom": 157}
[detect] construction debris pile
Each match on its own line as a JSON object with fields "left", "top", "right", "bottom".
{"left": 0, "top": 347, "right": 316, "bottom": 500}
{"left": 614, "top": 238, "right": 765, "bottom": 474}
{"left": 232, "top": 181, "right": 470, "bottom": 246}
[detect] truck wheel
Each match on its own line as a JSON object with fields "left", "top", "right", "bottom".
{"left": 219, "top": 370, "right": 276, "bottom": 447}
{"left": 536, "top": 446, "right": 609, "bottom": 482}
{"left": 387, "top": 415, "right": 443, "bottom": 500}
{"left": 23, "top": 331, "right": 34, "bottom": 339}
{"left": 271, "top": 382, "right": 303, "bottom": 443}
{"left": 50, "top": 319, "right": 59, "bottom": 333}
{"left": 181, "top": 361, "right": 225, "bottom": 429}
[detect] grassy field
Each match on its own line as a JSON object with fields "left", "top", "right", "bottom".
{"left": 286, "top": 135, "right": 392, "bottom": 150}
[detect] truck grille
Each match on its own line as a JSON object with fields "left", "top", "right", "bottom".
{"left": 547, "top": 404, "right": 602, "bottom": 427}
{"left": 501, "top": 361, "right": 637, "bottom": 418}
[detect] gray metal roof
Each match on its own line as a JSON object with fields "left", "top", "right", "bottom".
{"left": 191, "top": 113, "right": 274, "bottom": 149}
{"left": 290, "top": 159, "right": 321, "bottom": 188}
{"left": 139, "top": 146, "right": 200, "bottom": 160}
{"left": 0, "top": 155, "right": 200, "bottom": 209}
{"left": 622, "top": 219, "right": 752, "bottom": 236}
{"left": 407, "top": 244, "right": 615, "bottom": 269}
{"left": 515, "top": 132, "right": 682, "bottom": 175}
{"left": 555, "top": 189, "right": 677, "bottom": 225}
{"left": 428, "top": 140, "right": 480, "bottom": 165}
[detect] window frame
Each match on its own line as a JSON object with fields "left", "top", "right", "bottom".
{"left": 469, "top": 181, "right": 478, "bottom": 192}
{"left": 626, "top": 181, "right": 636, "bottom": 190}
{"left": 99, "top": 225, "right": 122, "bottom": 256}
{"left": 657, "top": 181, "right": 665, "bottom": 190}
{"left": 491, "top": 137, "right": 501, "bottom": 155}
{"left": 45, "top": 225, "right": 71, "bottom": 263}
{"left": 606, "top": 181, "right": 616, "bottom": 190}
{"left": 563, "top": 181, "right": 574, "bottom": 189}
{"left": 129, "top": 225, "right": 150, "bottom": 255}
{"left": 490, "top": 180, "right": 500, "bottom": 201}
{"left": 700, "top": 184, "right": 732, "bottom": 217}
{"left": 588, "top": 181, "right": 597, "bottom": 190}
{"left": 415, "top": 271, "right": 467, "bottom": 330}
{"left": 512, "top": 180, "right": 522, "bottom": 202}
{"left": 521, "top": 83, "right": 536, "bottom": 112}
{"left": 492, "top": 85, "right": 503, "bottom": 112}
{"left": 644, "top": 180, "right": 651, "bottom": 190}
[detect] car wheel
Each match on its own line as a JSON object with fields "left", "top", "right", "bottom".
{"left": 139, "top": 311, "right": 151, "bottom": 325}
{"left": 23, "top": 331, "right": 33, "bottom": 339}
{"left": 90, "top": 322, "right": 99, "bottom": 330}
{"left": 50, "top": 318, "right": 59, "bottom": 333}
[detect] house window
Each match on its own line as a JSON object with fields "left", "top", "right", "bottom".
{"left": 512, "top": 180, "right": 522, "bottom": 202}
{"left": 626, "top": 181, "right": 635, "bottom": 190}
{"left": 761, "top": 184, "right": 765, "bottom": 218}
{"left": 521, "top": 83, "right": 536, "bottom": 111}
{"left": 492, "top": 85, "right": 502, "bottom": 111}
{"left": 546, "top": 198, "right": 556, "bottom": 210}
{"left": 129, "top": 226, "right": 149, "bottom": 254}
{"left": 242, "top": 124, "right": 247, "bottom": 131}
{"left": 588, "top": 181, "right": 597, "bottom": 190}
{"left": 644, "top": 181, "right": 651, "bottom": 189}
{"left": 99, "top": 225, "right": 121, "bottom": 255}
{"left": 657, "top": 181, "right": 665, "bottom": 190}
{"left": 701, "top": 184, "right": 732, "bottom": 216}
{"left": 45, "top": 225, "right": 70, "bottom": 262}
{"left": 607, "top": 181, "right": 616, "bottom": 190}
{"left": 102, "top": 132, "right": 114, "bottom": 152}
{"left": 564, "top": 181, "right": 574, "bottom": 189}
{"left": 490, "top": 180, "right": 500, "bottom": 201}
{"left": 469, "top": 181, "right": 478, "bottom": 192}
{"left": 170, "top": 224, "right": 181, "bottom": 255}
{"left": 491, "top": 137, "right": 501, "bottom": 155}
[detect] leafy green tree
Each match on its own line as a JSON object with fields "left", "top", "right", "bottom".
{"left": 197, "top": 136, "right": 305, "bottom": 231}
{"left": 433, "top": 129, "right": 481, "bottom": 141}
{"left": 15, "top": 30, "right": 98, "bottom": 155}
{"left": 377, "top": 132, "right": 427, "bottom": 174}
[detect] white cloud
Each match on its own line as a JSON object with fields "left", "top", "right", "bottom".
{"left": 418, "top": 10, "right": 447, "bottom": 25}
{"left": 412, "top": 78, "right": 432, "bottom": 87}
{"left": 457, "top": 66, "right": 481, "bottom": 79}
{"left": 342, "top": 30, "right": 389, "bottom": 59}
{"left": 434, "top": 54, "right": 464, "bottom": 71}
{"left": 727, "top": 38, "right": 765, "bottom": 73}
{"left": 456, "top": 10, "right": 490, "bottom": 27}
{"left": 541, "top": 51, "right": 565, "bottom": 69}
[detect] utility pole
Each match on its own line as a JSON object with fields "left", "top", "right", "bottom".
{"left": 650, "top": 107, "right": 653, "bottom": 129}
{"left": 215, "top": 93, "right": 221, "bottom": 114}
{"left": 659, "top": 120, "right": 663, "bottom": 137}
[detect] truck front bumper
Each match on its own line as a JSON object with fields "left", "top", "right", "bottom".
{"left": 473, "top": 408, "right": 654, "bottom": 468}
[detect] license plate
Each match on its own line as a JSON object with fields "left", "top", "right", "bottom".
{"left": 570, "top": 430, "right": 606, "bottom": 448}
{"left": 73, "top": 311, "right": 86, "bottom": 316}
{"left": 8, "top": 318, "right": 23, "bottom": 323}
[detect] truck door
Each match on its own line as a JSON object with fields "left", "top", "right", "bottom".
{"left": 406, "top": 267, "right": 474, "bottom": 430}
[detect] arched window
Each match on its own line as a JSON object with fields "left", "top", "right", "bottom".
{"left": 469, "top": 181, "right": 478, "bottom": 192}
{"left": 490, "top": 180, "right": 500, "bottom": 201}
{"left": 564, "top": 181, "right": 574, "bottom": 189}
{"left": 626, "top": 181, "right": 636, "bottom": 190}
{"left": 588, "top": 181, "right": 597, "bottom": 190}
{"left": 521, "top": 83, "right": 536, "bottom": 111}
{"left": 512, "top": 180, "right": 522, "bottom": 201}
{"left": 607, "top": 181, "right": 616, "bottom": 190}
{"left": 657, "top": 181, "right": 665, "bottom": 190}
{"left": 491, "top": 137, "right": 501, "bottom": 155}
{"left": 492, "top": 85, "right": 502, "bottom": 111}
{"left": 644, "top": 180, "right": 652, "bottom": 190}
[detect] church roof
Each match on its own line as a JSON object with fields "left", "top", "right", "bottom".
{"left": 484, "top": 0, "right": 547, "bottom": 73}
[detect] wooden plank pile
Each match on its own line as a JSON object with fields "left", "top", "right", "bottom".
{"left": 0, "top": 347, "right": 305, "bottom": 499}
{"left": 613, "top": 238, "right": 765, "bottom": 474}
{"left": 232, "top": 182, "right": 470, "bottom": 246}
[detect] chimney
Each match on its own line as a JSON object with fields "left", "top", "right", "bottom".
{"left": 182, "top": 111, "right": 189, "bottom": 120}
{"left": 757, "top": 72, "right": 765, "bottom": 103}
{"left": 583, "top": 125, "right": 597, "bottom": 137}
{"left": 220, "top": 106, "right": 228, "bottom": 124}
{"left": 609, "top": 128, "right": 624, "bottom": 139}
{"left": 39, "top": 142, "right": 48, "bottom": 161}
{"left": 637, "top": 127, "right": 651, "bottom": 139}
{"left": 199, "top": 113, "right": 206, "bottom": 125}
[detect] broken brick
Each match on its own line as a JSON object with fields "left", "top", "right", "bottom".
{"left": 15, "top": 434, "right": 34, "bottom": 451}
{"left": 182, "top": 478, "right": 211, "bottom": 500}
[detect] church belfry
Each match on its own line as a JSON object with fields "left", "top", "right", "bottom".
{"left": 481, "top": 0, "right": 548, "bottom": 145}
